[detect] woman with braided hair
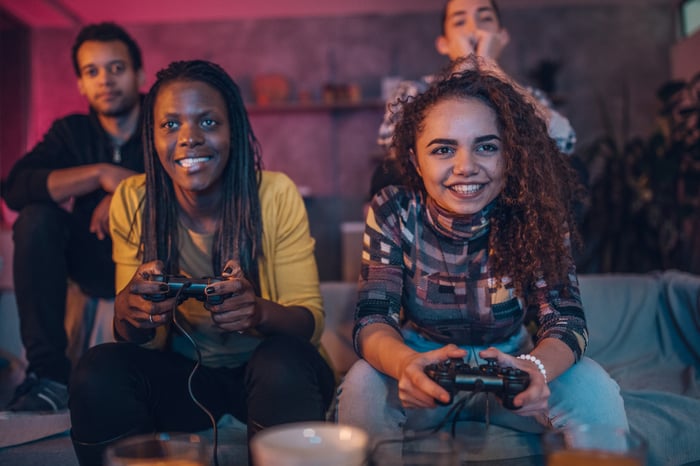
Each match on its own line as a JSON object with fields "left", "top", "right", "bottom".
{"left": 69, "top": 60, "right": 334, "bottom": 465}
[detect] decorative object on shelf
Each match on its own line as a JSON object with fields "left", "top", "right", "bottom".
{"left": 322, "top": 83, "right": 362, "bottom": 104}
{"left": 252, "top": 73, "right": 291, "bottom": 106}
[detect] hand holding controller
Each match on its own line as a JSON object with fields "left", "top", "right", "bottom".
{"left": 141, "top": 274, "right": 233, "bottom": 305}
{"left": 424, "top": 357, "right": 530, "bottom": 409}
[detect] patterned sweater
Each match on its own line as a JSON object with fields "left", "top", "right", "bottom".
{"left": 354, "top": 186, "right": 588, "bottom": 360}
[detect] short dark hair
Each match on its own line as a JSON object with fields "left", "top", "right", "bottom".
{"left": 71, "top": 22, "right": 143, "bottom": 76}
{"left": 440, "top": 0, "right": 502, "bottom": 36}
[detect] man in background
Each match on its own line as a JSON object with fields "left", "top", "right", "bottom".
{"left": 2, "top": 22, "right": 145, "bottom": 412}
{"left": 372, "top": 0, "right": 576, "bottom": 198}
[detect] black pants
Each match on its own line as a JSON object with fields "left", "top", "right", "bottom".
{"left": 12, "top": 203, "right": 114, "bottom": 385}
{"left": 69, "top": 336, "right": 336, "bottom": 462}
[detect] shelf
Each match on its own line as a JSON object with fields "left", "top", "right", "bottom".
{"left": 246, "top": 99, "right": 385, "bottom": 114}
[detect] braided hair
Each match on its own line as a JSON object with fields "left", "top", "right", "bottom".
{"left": 140, "top": 60, "right": 263, "bottom": 294}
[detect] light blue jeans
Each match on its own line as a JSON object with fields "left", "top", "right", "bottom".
{"left": 336, "top": 326, "right": 628, "bottom": 447}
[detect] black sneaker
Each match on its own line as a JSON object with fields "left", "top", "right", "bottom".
{"left": 4, "top": 373, "right": 68, "bottom": 412}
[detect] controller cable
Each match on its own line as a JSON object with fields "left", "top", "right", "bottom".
{"left": 368, "top": 386, "right": 492, "bottom": 465}
{"left": 170, "top": 283, "right": 221, "bottom": 466}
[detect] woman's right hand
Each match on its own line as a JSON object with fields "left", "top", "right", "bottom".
{"left": 396, "top": 344, "right": 467, "bottom": 409}
{"left": 114, "top": 260, "right": 175, "bottom": 339}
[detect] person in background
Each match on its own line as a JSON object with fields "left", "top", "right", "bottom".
{"left": 68, "top": 60, "right": 335, "bottom": 465}
{"left": 371, "top": 0, "right": 576, "bottom": 199}
{"left": 1, "top": 22, "right": 145, "bottom": 412}
{"left": 337, "top": 58, "right": 627, "bottom": 460}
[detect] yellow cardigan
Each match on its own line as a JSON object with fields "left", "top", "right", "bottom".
{"left": 109, "top": 171, "right": 324, "bottom": 368}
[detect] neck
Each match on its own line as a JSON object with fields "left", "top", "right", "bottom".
{"left": 97, "top": 103, "right": 140, "bottom": 146}
{"left": 175, "top": 188, "right": 222, "bottom": 235}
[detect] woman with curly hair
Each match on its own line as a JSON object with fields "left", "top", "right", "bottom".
{"left": 337, "top": 57, "right": 627, "bottom": 458}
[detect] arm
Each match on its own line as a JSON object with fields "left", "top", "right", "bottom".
{"left": 110, "top": 174, "right": 172, "bottom": 347}
{"left": 354, "top": 189, "right": 467, "bottom": 407}
{"left": 359, "top": 322, "right": 467, "bottom": 408}
{"left": 47, "top": 164, "right": 139, "bottom": 204}
{"left": 2, "top": 117, "right": 137, "bottom": 210}
{"left": 481, "top": 252, "right": 585, "bottom": 414}
{"left": 205, "top": 172, "right": 322, "bottom": 342}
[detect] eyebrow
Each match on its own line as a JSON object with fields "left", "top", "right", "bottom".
{"left": 425, "top": 135, "right": 500, "bottom": 148}
{"left": 426, "top": 138, "right": 458, "bottom": 147}
{"left": 449, "top": 6, "right": 495, "bottom": 20}
{"left": 80, "top": 59, "right": 126, "bottom": 72}
{"left": 474, "top": 134, "right": 501, "bottom": 143}
{"left": 159, "top": 109, "right": 219, "bottom": 119}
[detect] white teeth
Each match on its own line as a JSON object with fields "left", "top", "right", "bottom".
{"left": 451, "top": 184, "right": 483, "bottom": 194}
{"left": 177, "top": 156, "right": 210, "bottom": 168}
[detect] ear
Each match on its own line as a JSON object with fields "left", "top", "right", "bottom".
{"left": 409, "top": 148, "right": 422, "bottom": 177}
{"left": 77, "top": 77, "right": 86, "bottom": 97}
{"left": 435, "top": 35, "right": 450, "bottom": 57}
{"left": 498, "top": 27, "right": 510, "bottom": 48}
{"left": 136, "top": 68, "right": 146, "bottom": 90}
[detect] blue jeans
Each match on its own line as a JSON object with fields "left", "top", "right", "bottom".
{"left": 336, "top": 326, "right": 628, "bottom": 446}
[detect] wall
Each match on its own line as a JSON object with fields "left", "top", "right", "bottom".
{"left": 14, "top": 4, "right": 678, "bottom": 278}
{"left": 26, "top": 5, "right": 675, "bottom": 185}
{"left": 671, "top": 29, "right": 700, "bottom": 80}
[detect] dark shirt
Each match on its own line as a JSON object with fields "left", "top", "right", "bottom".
{"left": 2, "top": 105, "right": 145, "bottom": 230}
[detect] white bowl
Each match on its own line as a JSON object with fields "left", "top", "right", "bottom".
{"left": 251, "top": 422, "right": 369, "bottom": 466}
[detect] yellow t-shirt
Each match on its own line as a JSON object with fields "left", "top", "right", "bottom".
{"left": 109, "top": 171, "right": 324, "bottom": 368}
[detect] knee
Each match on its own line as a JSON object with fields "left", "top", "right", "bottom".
{"left": 337, "top": 360, "right": 391, "bottom": 412}
{"left": 246, "top": 336, "right": 324, "bottom": 389}
{"left": 70, "top": 343, "right": 131, "bottom": 404}
{"left": 13, "top": 203, "right": 68, "bottom": 242}
{"left": 555, "top": 357, "right": 622, "bottom": 399}
{"left": 549, "top": 357, "right": 628, "bottom": 429}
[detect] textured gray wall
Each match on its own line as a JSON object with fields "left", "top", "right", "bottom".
{"left": 28, "top": 5, "right": 674, "bottom": 196}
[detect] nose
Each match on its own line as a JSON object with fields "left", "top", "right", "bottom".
{"left": 452, "top": 149, "right": 478, "bottom": 176}
{"left": 464, "top": 16, "right": 477, "bottom": 34}
{"left": 97, "top": 68, "right": 114, "bottom": 86}
{"left": 178, "top": 124, "right": 203, "bottom": 147}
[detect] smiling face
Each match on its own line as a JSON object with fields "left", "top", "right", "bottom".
{"left": 76, "top": 40, "right": 143, "bottom": 117}
{"left": 413, "top": 97, "right": 505, "bottom": 215}
{"left": 153, "top": 80, "right": 231, "bottom": 197}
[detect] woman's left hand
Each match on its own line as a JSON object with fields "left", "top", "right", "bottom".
{"left": 478, "top": 347, "right": 550, "bottom": 417}
{"left": 205, "top": 259, "right": 261, "bottom": 332}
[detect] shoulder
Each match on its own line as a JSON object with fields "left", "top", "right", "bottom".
{"left": 52, "top": 113, "right": 93, "bottom": 129}
{"left": 371, "top": 185, "right": 422, "bottom": 221}
{"left": 113, "top": 173, "right": 146, "bottom": 209}
{"left": 392, "top": 76, "right": 433, "bottom": 102}
{"left": 43, "top": 113, "right": 93, "bottom": 135}
{"left": 258, "top": 170, "right": 299, "bottom": 199}
{"left": 374, "top": 185, "right": 419, "bottom": 205}
{"left": 257, "top": 170, "right": 306, "bottom": 219}
{"left": 118, "top": 173, "right": 147, "bottom": 193}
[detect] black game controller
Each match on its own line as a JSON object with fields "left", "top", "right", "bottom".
{"left": 424, "top": 358, "right": 530, "bottom": 409}
{"left": 141, "top": 274, "right": 232, "bottom": 305}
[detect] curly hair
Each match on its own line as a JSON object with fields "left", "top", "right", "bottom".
{"left": 393, "top": 56, "right": 584, "bottom": 293}
{"left": 139, "top": 60, "right": 264, "bottom": 294}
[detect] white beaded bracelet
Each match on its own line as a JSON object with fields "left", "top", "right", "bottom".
{"left": 517, "top": 354, "right": 548, "bottom": 383}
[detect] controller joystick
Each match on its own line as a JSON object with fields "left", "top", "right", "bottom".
{"left": 425, "top": 357, "right": 530, "bottom": 409}
{"left": 141, "top": 274, "right": 232, "bottom": 305}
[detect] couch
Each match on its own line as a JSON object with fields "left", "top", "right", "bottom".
{"left": 1, "top": 271, "right": 699, "bottom": 466}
